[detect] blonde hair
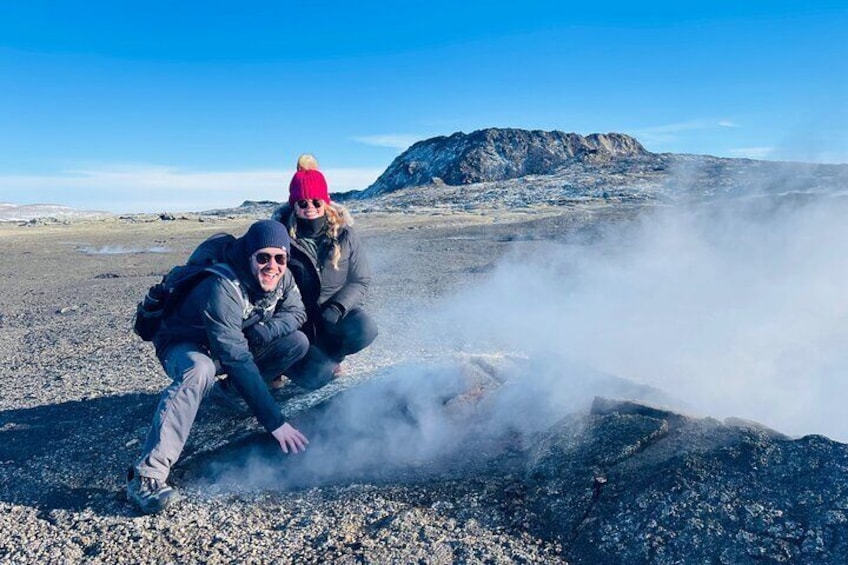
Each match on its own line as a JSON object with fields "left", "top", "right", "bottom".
{"left": 288, "top": 203, "right": 343, "bottom": 269}
{"left": 296, "top": 154, "right": 319, "bottom": 172}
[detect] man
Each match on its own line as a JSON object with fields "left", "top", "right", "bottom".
{"left": 128, "top": 220, "right": 310, "bottom": 514}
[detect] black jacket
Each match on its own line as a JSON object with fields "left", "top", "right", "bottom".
{"left": 153, "top": 250, "right": 306, "bottom": 433}
{"left": 272, "top": 203, "right": 371, "bottom": 331}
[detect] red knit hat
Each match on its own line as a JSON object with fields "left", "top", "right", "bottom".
{"left": 288, "top": 169, "right": 330, "bottom": 205}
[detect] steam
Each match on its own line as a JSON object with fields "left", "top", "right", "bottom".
{"left": 434, "top": 195, "right": 848, "bottom": 442}
{"left": 200, "top": 360, "right": 524, "bottom": 490}
{"left": 78, "top": 245, "right": 171, "bottom": 254}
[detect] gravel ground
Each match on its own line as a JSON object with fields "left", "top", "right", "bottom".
{"left": 0, "top": 207, "right": 625, "bottom": 564}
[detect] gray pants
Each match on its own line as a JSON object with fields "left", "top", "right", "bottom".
{"left": 135, "top": 332, "right": 308, "bottom": 481}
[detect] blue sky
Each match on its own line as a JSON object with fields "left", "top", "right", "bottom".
{"left": 0, "top": 1, "right": 845, "bottom": 213}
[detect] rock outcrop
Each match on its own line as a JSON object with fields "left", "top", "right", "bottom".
{"left": 327, "top": 127, "right": 848, "bottom": 212}
{"left": 526, "top": 398, "right": 848, "bottom": 564}
{"left": 356, "top": 128, "right": 650, "bottom": 198}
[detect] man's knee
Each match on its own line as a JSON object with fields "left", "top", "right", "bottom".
{"left": 181, "top": 355, "right": 217, "bottom": 389}
{"left": 162, "top": 346, "right": 217, "bottom": 389}
{"left": 270, "top": 330, "right": 309, "bottom": 358}
{"left": 256, "top": 330, "right": 310, "bottom": 374}
{"left": 173, "top": 351, "right": 217, "bottom": 391}
{"left": 292, "top": 331, "right": 310, "bottom": 357}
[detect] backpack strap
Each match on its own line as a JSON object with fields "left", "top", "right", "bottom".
{"left": 204, "top": 263, "right": 253, "bottom": 320}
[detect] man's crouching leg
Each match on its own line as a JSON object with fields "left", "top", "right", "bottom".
{"left": 128, "top": 344, "right": 217, "bottom": 514}
{"left": 254, "top": 330, "right": 310, "bottom": 386}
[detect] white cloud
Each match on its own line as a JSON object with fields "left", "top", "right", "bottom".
{"left": 640, "top": 119, "right": 717, "bottom": 134}
{"left": 726, "top": 146, "right": 775, "bottom": 159}
{"left": 633, "top": 119, "right": 740, "bottom": 145}
{"left": 0, "top": 164, "right": 384, "bottom": 214}
{"left": 352, "top": 134, "right": 420, "bottom": 150}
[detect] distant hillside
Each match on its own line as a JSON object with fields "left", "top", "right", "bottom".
{"left": 0, "top": 203, "right": 111, "bottom": 223}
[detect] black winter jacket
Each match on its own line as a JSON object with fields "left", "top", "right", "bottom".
{"left": 272, "top": 203, "right": 371, "bottom": 331}
{"left": 153, "top": 257, "right": 306, "bottom": 433}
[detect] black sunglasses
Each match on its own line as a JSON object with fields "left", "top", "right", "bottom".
{"left": 296, "top": 199, "right": 325, "bottom": 209}
{"left": 253, "top": 252, "right": 287, "bottom": 266}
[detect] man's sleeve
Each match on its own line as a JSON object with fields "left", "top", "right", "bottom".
{"left": 202, "top": 278, "right": 285, "bottom": 433}
{"left": 262, "top": 271, "right": 308, "bottom": 338}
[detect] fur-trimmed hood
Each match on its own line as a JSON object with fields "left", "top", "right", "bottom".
{"left": 271, "top": 199, "right": 370, "bottom": 320}
{"left": 271, "top": 202, "right": 354, "bottom": 229}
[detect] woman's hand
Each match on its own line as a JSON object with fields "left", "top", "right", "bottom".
{"left": 321, "top": 303, "right": 344, "bottom": 325}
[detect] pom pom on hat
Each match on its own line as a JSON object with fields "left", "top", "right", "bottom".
{"left": 240, "top": 219, "right": 291, "bottom": 256}
{"left": 296, "top": 154, "right": 319, "bottom": 171}
{"left": 289, "top": 169, "right": 330, "bottom": 205}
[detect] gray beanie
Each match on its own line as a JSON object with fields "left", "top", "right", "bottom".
{"left": 240, "top": 220, "right": 291, "bottom": 256}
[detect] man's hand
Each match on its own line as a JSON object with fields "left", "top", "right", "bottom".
{"left": 244, "top": 322, "right": 272, "bottom": 347}
{"left": 271, "top": 422, "right": 309, "bottom": 454}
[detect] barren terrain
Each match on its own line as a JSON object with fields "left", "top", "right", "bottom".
{"left": 0, "top": 205, "right": 616, "bottom": 563}
{"left": 2, "top": 201, "right": 846, "bottom": 564}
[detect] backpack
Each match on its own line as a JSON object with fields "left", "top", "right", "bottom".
{"left": 133, "top": 233, "right": 247, "bottom": 341}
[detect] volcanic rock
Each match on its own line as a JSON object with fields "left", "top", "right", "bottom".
{"left": 357, "top": 128, "right": 650, "bottom": 198}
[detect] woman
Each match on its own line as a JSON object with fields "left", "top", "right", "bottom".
{"left": 271, "top": 155, "right": 378, "bottom": 388}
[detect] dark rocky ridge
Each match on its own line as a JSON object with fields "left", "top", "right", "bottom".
{"left": 333, "top": 128, "right": 847, "bottom": 212}
{"left": 352, "top": 128, "right": 650, "bottom": 198}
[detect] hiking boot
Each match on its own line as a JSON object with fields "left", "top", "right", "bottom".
{"left": 126, "top": 467, "right": 179, "bottom": 514}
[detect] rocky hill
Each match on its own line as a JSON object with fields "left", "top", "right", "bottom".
{"left": 353, "top": 128, "right": 650, "bottom": 198}
{"left": 336, "top": 128, "right": 847, "bottom": 211}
